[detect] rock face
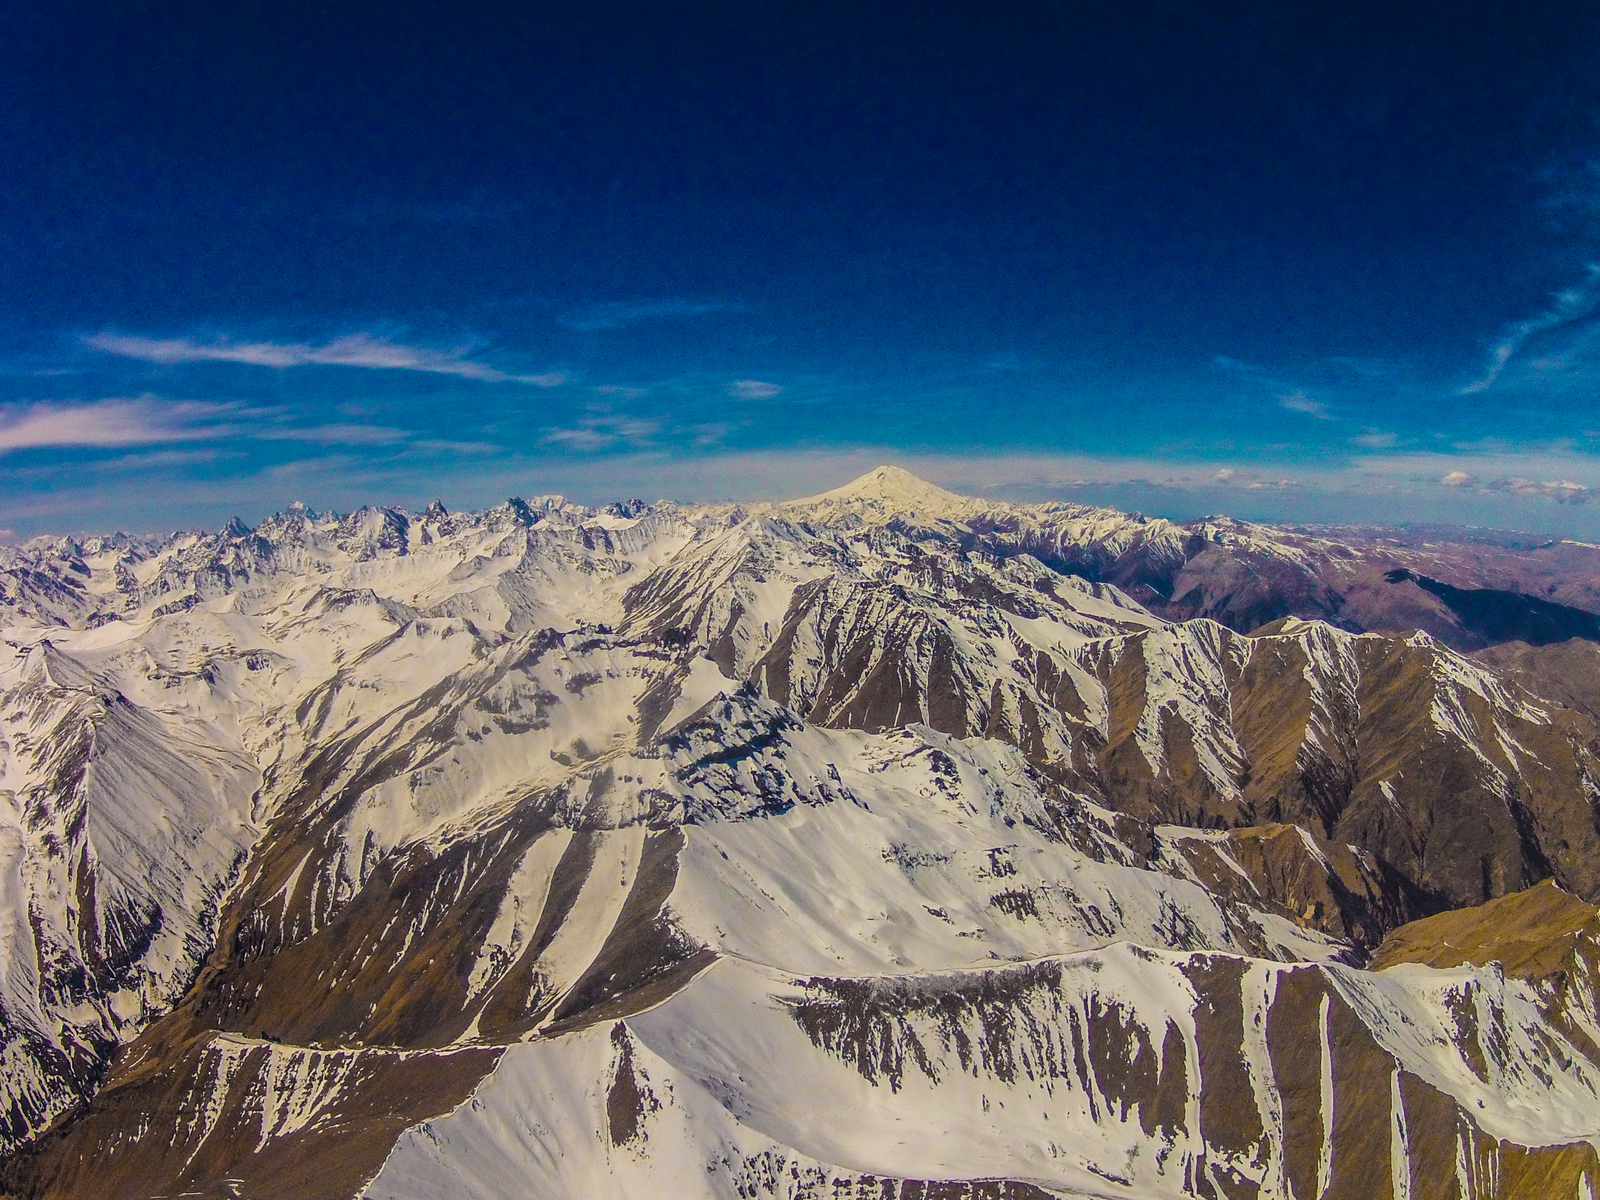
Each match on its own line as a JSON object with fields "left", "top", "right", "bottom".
{"left": 0, "top": 466, "right": 1597, "bottom": 1198}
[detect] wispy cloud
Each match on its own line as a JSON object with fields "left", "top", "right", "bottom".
{"left": 541, "top": 414, "right": 660, "bottom": 452}
{"left": 0, "top": 397, "right": 430, "bottom": 454}
{"left": 90, "top": 448, "right": 243, "bottom": 471}
{"left": 411, "top": 439, "right": 503, "bottom": 456}
{"left": 0, "top": 397, "right": 238, "bottom": 451}
{"left": 1461, "top": 264, "right": 1600, "bottom": 393}
{"left": 1216, "top": 356, "right": 1343, "bottom": 422}
{"left": 727, "top": 379, "right": 782, "bottom": 400}
{"left": 977, "top": 355, "right": 1025, "bottom": 375}
{"left": 556, "top": 299, "right": 745, "bottom": 333}
{"left": 1350, "top": 429, "right": 1397, "bottom": 449}
{"left": 1212, "top": 355, "right": 1262, "bottom": 374}
{"left": 84, "top": 332, "right": 569, "bottom": 386}
{"left": 1278, "top": 389, "right": 1333, "bottom": 419}
{"left": 254, "top": 422, "right": 410, "bottom": 445}
{"left": 689, "top": 422, "right": 733, "bottom": 448}
{"left": 1327, "top": 355, "right": 1399, "bottom": 379}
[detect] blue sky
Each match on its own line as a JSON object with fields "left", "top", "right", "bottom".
{"left": 6, "top": 2, "right": 1600, "bottom": 537}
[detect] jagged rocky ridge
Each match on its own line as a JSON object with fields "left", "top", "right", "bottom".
{"left": 0, "top": 467, "right": 1597, "bottom": 1197}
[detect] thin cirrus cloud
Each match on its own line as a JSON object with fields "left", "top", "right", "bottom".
{"left": 83, "top": 332, "right": 569, "bottom": 387}
{"left": 0, "top": 397, "right": 420, "bottom": 453}
{"left": 0, "top": 397, "right": 239, "bottom": 451}
{"left": 556, "top": 299, "right": 746, "bottom": 333}
{"left": 254, "top": 422, "right": 410, "bottom": 445}
{"left": 1212, "top": 354, "right": 1262, "bottom": 374}
{"left": 1278, "top": 388, "right": 1333, "bottom": 419}
{"left": 727, "top": 379, "right": 782, "bottom": 400}
{"left": 1215, "top": 357, "right": 1339, "bottom": 420}
{"left": 541, "top": 414, "right": 661, "bottom": 452}
{"left": 1461, "top": 263, "right": 1600, "bottom": 393}
{"left": 1349, "top": 429, "right": 1398, "bottom": 449}
{"left": 1327, "top": 355, "right": 1399, "bottom": 379}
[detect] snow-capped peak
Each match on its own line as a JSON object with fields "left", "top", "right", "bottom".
{"left": 785, "top": 464, "right": 979, "bottom": 522}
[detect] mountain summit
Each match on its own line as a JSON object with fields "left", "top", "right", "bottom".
{"left": 789, "top": 463, "right": 973, "bottom": 512}
{"left": 2, "top": 483, "right": 1600, "bottom": 1198}
{"left": 778, "top": 463, "right": 987, "bottom": 533}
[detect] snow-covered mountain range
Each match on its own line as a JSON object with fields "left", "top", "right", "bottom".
{"left": 2, "top": 465, "right": 1599, "bottom": 1198}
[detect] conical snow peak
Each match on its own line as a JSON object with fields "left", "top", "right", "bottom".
{"left": 790, "top": 463, "right": 971, "bottom": 510}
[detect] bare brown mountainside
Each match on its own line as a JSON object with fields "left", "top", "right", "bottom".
{"left": 974, "top": 515, "right": 1600, "bottom": 650}
{"left": 1474, "top": 637, "right": 1600, "bottom": 723}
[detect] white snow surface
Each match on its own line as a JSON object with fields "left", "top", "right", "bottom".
{"left": 368, "top": 944, "right": 1600, "bottom": 1199}
{"left": 1, "top": 468, "right": 1597, "bottom": 1188}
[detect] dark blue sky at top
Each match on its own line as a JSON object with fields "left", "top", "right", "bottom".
{"left": 6, "top": 1, "right": 1600, "bottom": 535}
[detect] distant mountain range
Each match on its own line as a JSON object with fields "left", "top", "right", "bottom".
{"left": 2, "top": 465, "right": 1599, "bottom": 1198}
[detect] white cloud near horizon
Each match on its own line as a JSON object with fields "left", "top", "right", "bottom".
{"left": 1441, "top": 473, "right": 1595, "bottom": 505}
{"left": 13, "top": 440, "right": 1600, "bottom": 539}
{"left": 481, "top": 446, "right": 1600, "bottom": 515}
{"left": 84, "top": 332, "right": 569, "bottom": 387}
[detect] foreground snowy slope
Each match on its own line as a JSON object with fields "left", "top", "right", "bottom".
{"left": 0, "top": 467, "right": 1598, "bottom": 1198}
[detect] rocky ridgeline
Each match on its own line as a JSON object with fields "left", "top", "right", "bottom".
{"left": 0, "top": 467, "right": 1597, "bottom": 1198}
